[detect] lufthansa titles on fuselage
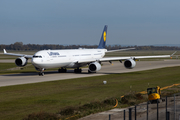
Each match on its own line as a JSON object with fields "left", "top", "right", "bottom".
{"left": 47, "top": 52, "right": 60, "bottom": 56}
{"left": 47, "top": 52, "right": 65, "bottom": 58}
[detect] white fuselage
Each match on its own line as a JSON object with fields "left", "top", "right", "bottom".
{"left": 31, "top": 49, "right": 107, "bottom": 69}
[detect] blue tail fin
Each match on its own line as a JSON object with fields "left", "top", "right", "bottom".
{"left": 98, "top": 25, "right": 108, "bottom": 49}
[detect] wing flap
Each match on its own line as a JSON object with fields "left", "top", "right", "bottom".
{"left": 133, "top": 55, "right": 170, "bottom": 59}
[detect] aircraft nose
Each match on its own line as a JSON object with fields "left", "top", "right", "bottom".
{"left": 31, "top": 57, "right": 43, "bottom": 65}
{"left": 31, "top": 58, "right": 38, "bottom": 64}
{"left": 31, "top": 58, "right": 41, "bottom": 68}
{"left": 31, "top": 58, "right": 35, "bottom": 64}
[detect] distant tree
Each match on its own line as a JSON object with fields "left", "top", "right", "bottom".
{"left": 1, "top": 42, "right": 180, "bottom": 51}
{"left": 13, "top": 42, "right": 23, "bottom": 50}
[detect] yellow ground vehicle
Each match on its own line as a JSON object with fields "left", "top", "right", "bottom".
{"left": 147, "top": 86, "right": 164, "bottom": 103}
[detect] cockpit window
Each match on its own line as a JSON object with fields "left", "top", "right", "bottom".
{"left": 33, "top": 55, "right": 42, "bottom": 58}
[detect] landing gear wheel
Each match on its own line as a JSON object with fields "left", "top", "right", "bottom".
{"left": 38, "top": 72, "right": 44, "bottom": 76}
{"left": 58, "top": 68, "right": 67, "bottom": 73}
{"left": 74, "top": 68, "right": 82, "bottom": 73}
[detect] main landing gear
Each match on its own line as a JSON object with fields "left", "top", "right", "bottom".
{"left": 74, "top": 68, "right": 82, "bottom": 73}
{"left": 58, "top": 68, "right": 67, "bottom": 73}
{"left": 58, "top": 68, "right": 82, "bottom": 73}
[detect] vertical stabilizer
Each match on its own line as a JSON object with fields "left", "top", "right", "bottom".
{"left": 98, "top": 25, "right": 108, "bottom": 49}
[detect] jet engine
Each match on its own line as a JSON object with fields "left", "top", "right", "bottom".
{"left": 88, "top": 62, "right": 101, "bottom": 72}
{"left": 124, "top": 59, "right": 136, "bottom": 69}
{"left": 15, "top": 57, "right": 28, "bottom": 67}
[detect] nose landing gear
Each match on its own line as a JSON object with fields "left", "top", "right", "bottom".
{"left": 38, "top": 68, "right": 45, "bottom": 76}
{"left": 39, "top": 72, "right": 44, "bottom": 76}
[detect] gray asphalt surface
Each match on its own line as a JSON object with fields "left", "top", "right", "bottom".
{"left": 0, "top": 60, "right": 179, "bottom": 87}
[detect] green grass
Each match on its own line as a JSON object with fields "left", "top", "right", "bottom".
{"left": 0, "top": 66, "right": 180, "bottom": 119}
{"left": 0, "top": 63, "right": 17, "bottom": 71}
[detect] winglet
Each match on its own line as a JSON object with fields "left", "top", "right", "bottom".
{"left": 171, "top": 51, "right": 177, "bottom": 56}
{"left": 3, "top": 49, "right": 7, "bottom": 53}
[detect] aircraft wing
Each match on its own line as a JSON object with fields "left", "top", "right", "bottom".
{"left": 77, "top": 55, "right": 171, "bottom": 64}
{"left": 98, "top": 55, "right": 171, "bottom": 62}
{"left": 3, "top": 49, "right": 33, "bottom": 59}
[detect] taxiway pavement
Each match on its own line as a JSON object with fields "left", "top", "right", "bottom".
{"left": 0, "top": 60, "right": 179, "bottom": 87}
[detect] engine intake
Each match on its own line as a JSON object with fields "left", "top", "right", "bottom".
{"left": 124, "top": 59, "right": 136, "bottom": 69}
{"left": 88, "top": 62, "right": 101, "bottom": 72}
{"left": 15, "top": 57, "right": 28, "bottom": 67}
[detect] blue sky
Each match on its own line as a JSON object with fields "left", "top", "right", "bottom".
{"left": 0, "top": 0, "right": 180, "bottom": 45}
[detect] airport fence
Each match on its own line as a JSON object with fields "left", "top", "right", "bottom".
{"left": 107, "top": 93, "right": 180, "bottom": 120}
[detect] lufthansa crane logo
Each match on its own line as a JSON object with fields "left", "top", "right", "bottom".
{"left": 103, "top": 31, "right": 106, "bottom": 42}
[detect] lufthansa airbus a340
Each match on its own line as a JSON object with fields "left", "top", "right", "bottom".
{"left": 3, "top": 25, "right": 173, "bottom": 76}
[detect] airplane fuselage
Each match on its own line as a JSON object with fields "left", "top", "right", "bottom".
{"left": 31, "top": 49, "right": 107, "bottom": 69}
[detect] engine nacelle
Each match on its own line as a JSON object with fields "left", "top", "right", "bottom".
{"left": 15, "top": 57, "right": 28, "bottom": 67}
{"left": 124, "top": 59, "right": 136, "bottom": 69}
{"left": 88, "top": 62, "right": 101, "bottom": 72}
